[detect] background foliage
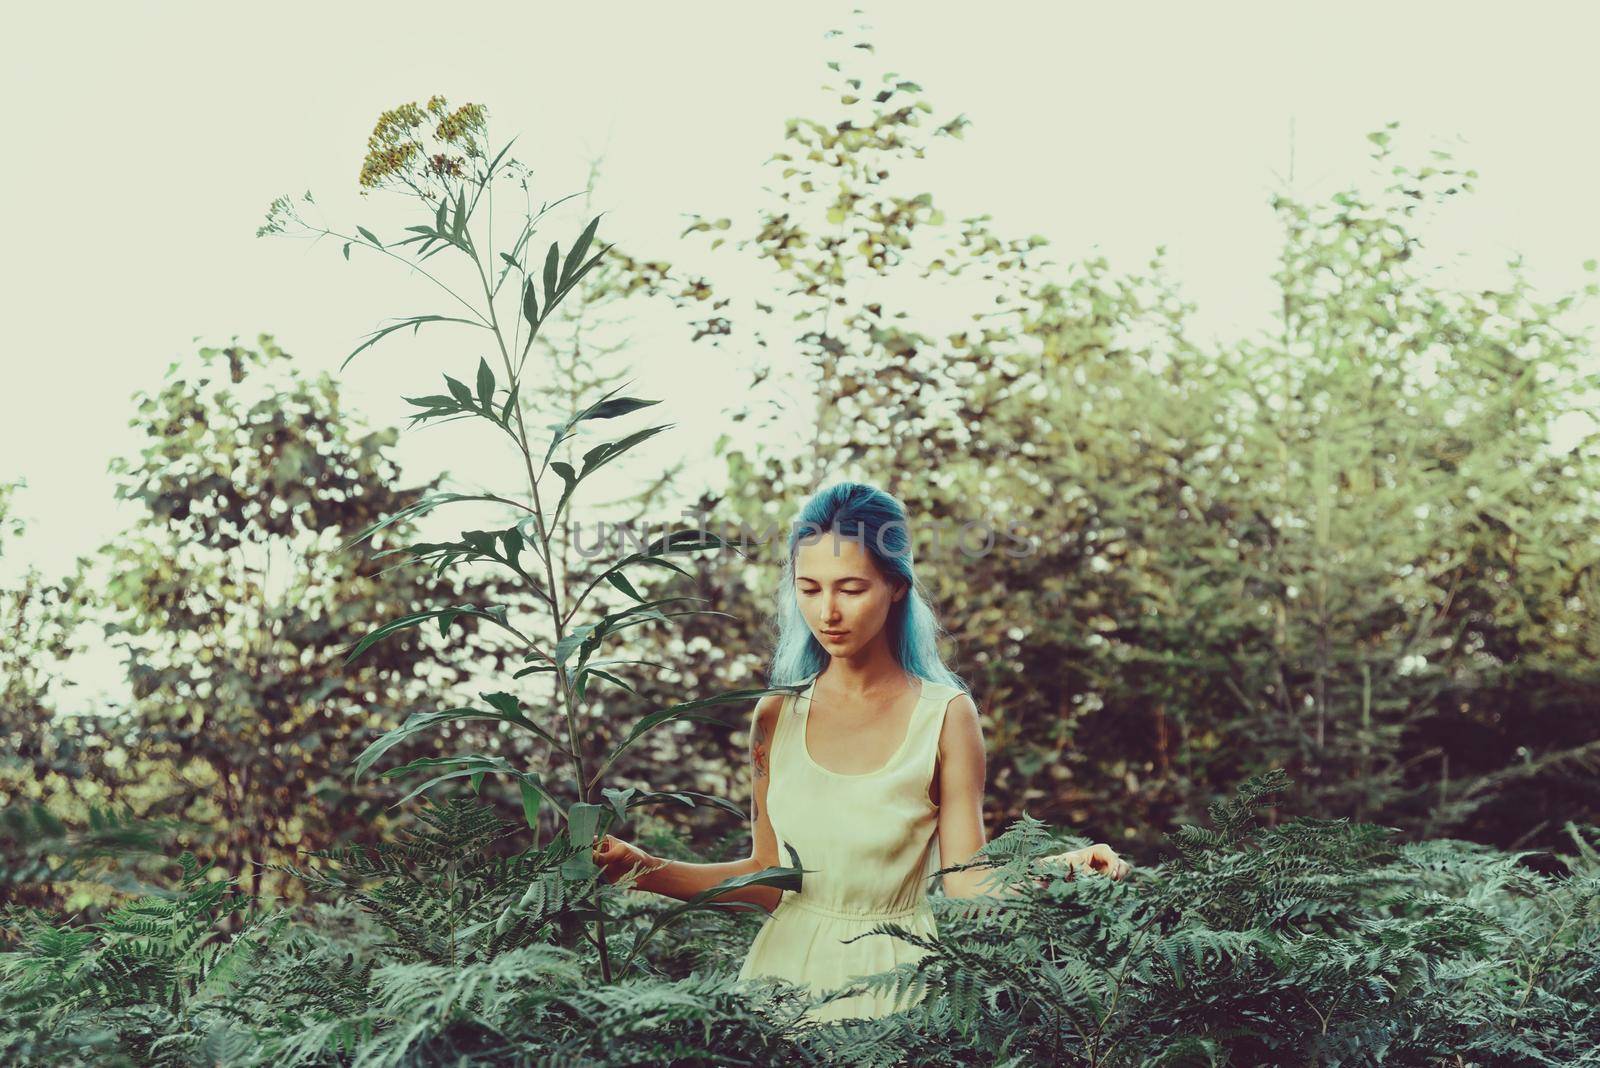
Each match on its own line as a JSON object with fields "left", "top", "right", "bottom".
{"left": 2, "top": 338, "right": 520, "bottom": 909}
{"left": 605, "top": 33, "right": 1600, "bottom": 864}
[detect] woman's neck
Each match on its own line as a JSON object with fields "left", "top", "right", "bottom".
{"left": 819, "top": 647, "right": 911, "bottom": 698}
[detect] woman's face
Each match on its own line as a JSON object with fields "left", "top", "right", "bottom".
{"left": 793, "top": 530, "right": 905, "bottom": 658}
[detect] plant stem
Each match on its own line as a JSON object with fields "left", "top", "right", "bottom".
{"left": 467, "top": 205, "right": 612, "bottom": 983}
{"left": 1514, "top": 902, "right": 1576, "bottom": 1016}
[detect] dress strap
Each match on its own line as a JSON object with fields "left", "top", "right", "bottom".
{"left": 770, "top": 676, "right": 817, "bottom": 772}
{"left": 911, "top": 680, "right": 956, "bottom": 781}
{"left": 796, "top": 674, "right": 820, "bottom": 712}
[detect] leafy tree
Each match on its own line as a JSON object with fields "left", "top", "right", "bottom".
{"left": 65, "top": 336, "right": 518, "bottom": 902}
{"left": 0, "top": 481, "right": 94, "bottom": 817}
{"left": 0, "top": 481, "right": 78, "bottom": 740}
{"left": 0, "top": 480, "right": 155, "bottom": 915}
{"left": 604, "top": 22, "right": 1600, "bottom": 858}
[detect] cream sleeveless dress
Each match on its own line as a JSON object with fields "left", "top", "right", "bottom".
{"left": 735, "top": 672, "right": 958, "bottom": 1023}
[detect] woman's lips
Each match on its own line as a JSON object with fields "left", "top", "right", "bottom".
{"left": 822, "top": 631, "right": 849, "bottom": 640}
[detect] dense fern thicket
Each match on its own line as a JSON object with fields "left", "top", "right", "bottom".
{"left": 3, "top": 773, "right": 1596, "bottom": 1067}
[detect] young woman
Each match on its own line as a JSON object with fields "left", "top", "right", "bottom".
{"left": 592, "top": 482, "right": 1130, "bottom": 1022}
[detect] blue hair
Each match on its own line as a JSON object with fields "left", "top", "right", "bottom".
{"left": 765, "top": 481, "right": 969, "bottom": 694}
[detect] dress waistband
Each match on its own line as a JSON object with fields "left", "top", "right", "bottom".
{"left": 779, "top": 894, "right": 931, "bottom": 922}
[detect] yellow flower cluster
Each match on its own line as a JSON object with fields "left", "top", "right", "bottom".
{"left": 434, "top": 102, "right": 487, "bottom": 148}
{"left": 357, "top": 96, "right": 488, "bottom": 191}
{"left": 358, "top": 142, "right": 419, "bottom": 189}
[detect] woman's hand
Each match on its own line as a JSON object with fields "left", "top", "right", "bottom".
{"left": 1035, "top": 843, "right": 1132, "bottom": 886}
{"left": 590, "top": 833, "right": 664, "bottom": 886}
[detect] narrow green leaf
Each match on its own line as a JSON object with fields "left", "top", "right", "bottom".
{"left": 623, "top": 789, "right": 746, "bottom": 820}
{"left": 586, "top": 555, "right": 692, "bottom": 600}
{"left": 685, "top": 851, "right": 809, "bottom": 907}
{"left": 460, "top": 530, "right": 500, "bottom": 557}
{"left": 582, "top": 667, "right": 637, "bottom": 694}
{"left": 402, "top": 394, "right": 460, "bottom": 410}
{"left": 569, "top": 802, "right": 603, "bottom": 844}
{"left": 601, "top": 788, "right": 640, "bottom": 827}
{"left": 478, "top": 689, "right": 569, "bottom": 753}
{"left": 384, "top": 753, "right": 505, "bottom": 777}
{"left": 344, "top": 607, "right": 463, "bottom": 663}
{"left": 550, "top": 461, "right": 578, "bottom": 518}
{"left": 578, "top": 425, "right": 675, "bottom": 480}
{"left": 544, "top": 244, "right": 604, "bottom": 306}
{"left": 611, "top": 849, "right": 809, "bottom": 976}
{"left": 499, "top": 382, "right": 519, "bottom": 427}
{"left": 590, "top": 684, "right": 804, "bottom": 787}
{"left": 485, "top": 135, "right": 518, "bottom": 177}
{"left": 341, "top": 315, "right": 480, "bottom": 372}
{"left": 384, "top": 757, "right": 515, "bottom": 808}
{"left": 520, "top": 781, "right": 543, "bottom": 830}
{"left": 555, "top": 599, "right": 695, "bottom": 675}
{"left": 480, "top": 691, "right": 522, "bottom": 721}
{"left": 553, "top": 244, "right": 610, "bottom": 301}
{"left": 521, "top": 278, "right": 540, "bottom": 331}
{"left": 451, "top": 188, "right": 467, "bottom": 242}
{"left": 541, "top": 384, "right": 617, "bottom": 465}
{"left": 621, "top": 687, "right": 793, "bottom": 751}
{"left": 554, "top": 621, "right": 601, "bottom": 674}
{"left": 585, "top": 397, "right": 661, "bottom": 420}
{"left": 385, "top": 754, "right": 565, "bottom": 816}
{"left": 388, "top": 770, "right": 469, "bottom": 808}
{"left": 356, "top": 225, "right": 382, "bottom": 247}
{"left": 511, "top": 663, "right": 556, "bottom": 679}
{"left": 475, "top": 357, "right": 495, "bottom": 409}
{"left": 562, "top": 802, "right": 604, "bottom": 879}
{"left": 351, "top": 707, "right": 511, "bottom": 781}
{"left": 542, "top": 240, "right": 560, "bottom": 304}
{"left": 644, "top": 528, "right": 737, "bottom": 556}
{"left": 628, "top": 555, "right": 694, "bottom": 579}
{"left": 500, "top": 527, "right": 523, "bottom": 569}
{"left": 605, "top": 571, "right": 645, "bottom": 602}
{"left": 336, "top": 492, "right": 509, "bottom": 555}
{"left": 562, "top": 214, "right": 604, "bottom": 288}
{"left": 542, "top": 426, "right": 572, "bottom": 468}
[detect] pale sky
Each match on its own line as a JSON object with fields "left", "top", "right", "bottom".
{"left": 4, "top": 2, "right": 1598, "bottom": 702}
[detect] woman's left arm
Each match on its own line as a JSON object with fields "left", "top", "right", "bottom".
{"left": 935, "top": 693, "right": 1131, "bottom": 899}
{"left": 935, "top": 692, "right": 1016, "bottom": 899}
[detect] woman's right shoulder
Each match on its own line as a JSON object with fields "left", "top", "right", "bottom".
{"left": 753, "top": 690, "right": 785, "bottom": 728}
{"left": 754, "top": 676, "right": 813, "bottom": 730}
